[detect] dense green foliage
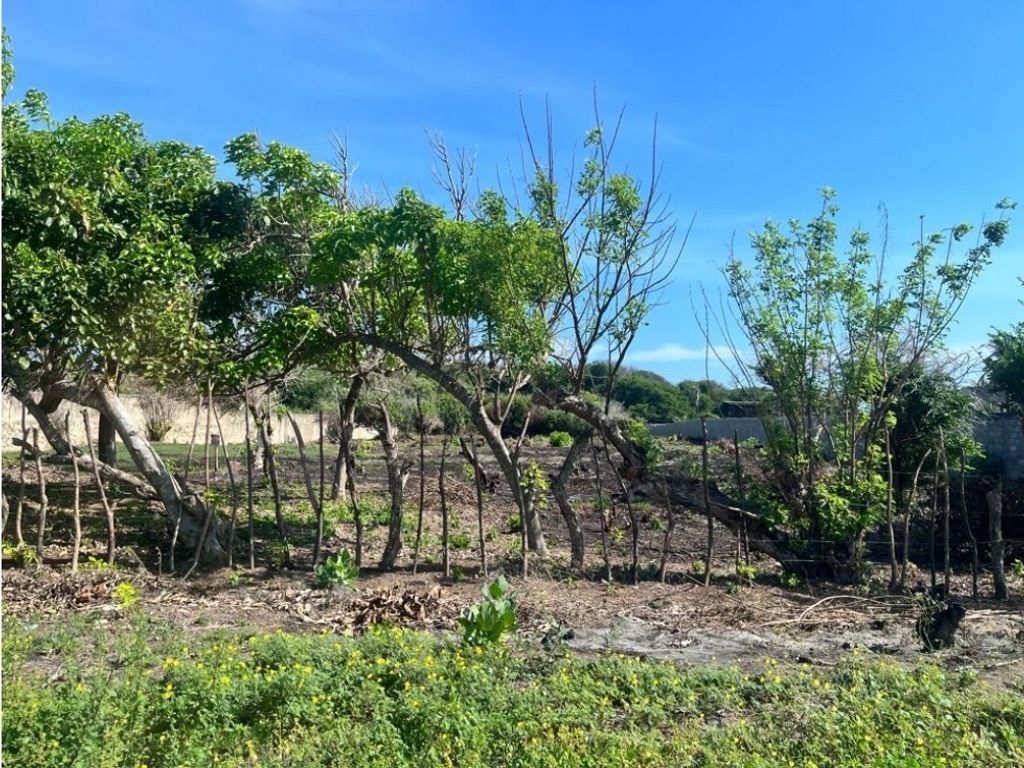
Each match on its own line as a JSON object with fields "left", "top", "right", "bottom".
{"left": 3, "top": 618, "right": 1021, "bottom": 768}
{"left": 723, "top": 189, "right": 1013, "bottom": 567}
{"left": 986, "top": 323, "right": 1024, "bottom": 418}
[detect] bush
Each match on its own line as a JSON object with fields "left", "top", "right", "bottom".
{"left": 547, "top": 430, "right": 573, "bottom": 448}
{"left": 458, "top": 575, "right": 517, "bottom": 645}
{"left": 314, "top": 550, "right": 358, "bottom": 587}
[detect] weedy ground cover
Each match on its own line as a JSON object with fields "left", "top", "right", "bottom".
{"left": 2, "top": 614, "right": 1021, "bottom": 768}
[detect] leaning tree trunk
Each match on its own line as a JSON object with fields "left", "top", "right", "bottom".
{"left": 98, "top": 413, "right": 118, "bottom": 466}
{"left": 348, "top": 334, "right": 546, "bottom": 556}
{"left": 552, "top": 434, "right": 589, "bottom": 572}
{"left": 51, "top": 378, "right": 227, "bottom": 563}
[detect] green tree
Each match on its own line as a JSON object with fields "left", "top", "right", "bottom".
{"left": 721, "top": 189, "right": 1012, "bottom": 573}
{"left": 612, "top": 369, "right": 691, "bottom": 422}
{"left": 1, "top": 80, "right": 230, "bottom": 559}
{"left": 985, "top": 324, "right": 1024, "bottom": 418}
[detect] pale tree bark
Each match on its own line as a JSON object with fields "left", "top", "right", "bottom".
{"left": 349, "top": 333, "right": 546, "bottom": 556}
{"left": 66, "top": 413, "right": 82, "bottom": 572}
{"left": 32, "top": 429, "right": 48, "bottom": 561}
{"left": 49, "top": 377, "right": 227, "bottom": 564}
{"left": 551, "top": 434, "right": 589, "bottom": 572}
{"left": 378, "top": 403, "right": 412, "bottom": 571}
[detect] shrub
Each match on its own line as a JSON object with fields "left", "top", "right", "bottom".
{"left": 458, "top": 575, "right": 517, "bottom": 645}
{"left": 547, "top": 430, "right": 573, "bottom": 448}
{"left": 2, "top": 542, "right": 39, "bottom": 567}
{"left": 314, "top": 550, "right": 358, "bottom": 587}
{"left": 112, "top": 582, "right": 138, "bottom": 610}
{"left": 450, "top": 532, "right": 471, "bottom": 550}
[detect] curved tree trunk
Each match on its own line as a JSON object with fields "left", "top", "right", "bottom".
{"left": 50, "top": 377, "right": 227, "bottom": 564}
{"left": 350, "top": 334, "right": 546, "bottom": 555}
{"left": 552, "top": 434, "right": 588, "bottom": 572}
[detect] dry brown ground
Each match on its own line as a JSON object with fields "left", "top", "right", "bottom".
{"left": 4, "top": 437, "right": 1024, "bottom": 689}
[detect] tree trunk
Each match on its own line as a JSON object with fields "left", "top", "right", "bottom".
{"left": 212, "top": 402, "right": 240, "bottom": 569}
{"left": 379, "top": 404, "right": 411, "bottom": 571}
{"left": 33, "top": 429, "right": 48, "bottom": 562}
{"left": 82, "top": 412, "right": 117, "bottom": 565}
{"left": 51, "top": 378, "right": 227, "bottom": 563}
{"left": 959, "top": 451, "right": 979, "bottom": 599}
{"left": 440, "top": 435, "right": 452, "bottom": 578}
{"left": 701, "top": 417, "right": 713, "bottom": 587}
{"left": 459, "top": 437, "right": 488, "bottom": 577}
{"left": 412, "top": 397, "right": 427, "bottom": 574}
{"left": 988, "top": 483, "right": 1008, "bottom": 600}
{"left": 659, "top": 476, "right": 676, "bottom": 583}
{"left": 331, "top": 376, "right": 364, "bottom": 501}
{"left": 884, "top": 427, "right": 899, "bottom": 592}
{"left": 244, "top": 398, "right": 256, "bottom": 570}
{"left": 67, "top": 413, "right": 82, "bottom": 573}
{"left": 940, "top": 430, "right": 951, "bottom": 595}
{"left": 348, "top": 335, "right": 546, "bottom": 555}
{"left": 97, "top": 413, "right": 117, "bottom": 466}
{"left": 551, "top": 434, "right": 588, "bottom": 572}
{"left": 899, "top": 449, "right": 930, "bottom": 589}
{"left": 287, "top": 411, "right": 323, "bottom": 564}
{"left": 14, "top": 404, "right": 27, "bottom": 545}
{"left": 253, "top": 404, "right": 289, "bottom": 564}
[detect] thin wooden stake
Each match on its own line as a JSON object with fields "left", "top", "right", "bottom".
{"left": 187, "top": 378, "right": 217, "bottom": 575}
{"left": 701, "top": 417, "right": 712, "bottom": 587}
{"left": 14, "top": 403, "right": 27, "bottom": 545}
{"left": 82, "top": 412, "right": 116, "bottom": 564}
{"left": 959, "top": 450, "right": 979, "bottom": 599}
{"left": 244, "top": 392, "right": 256, "bottom": 570}
{"left": 67, "top": 413, "right": 82, "bottom": 573}
{"left": 212, "top": 401, "right": 239, "bottom": 568}
{"left": 32, "top": 429, "right": 48, "bottom": 563}
{"left": 317, "top": 409, "right": 325, "bottom": 566}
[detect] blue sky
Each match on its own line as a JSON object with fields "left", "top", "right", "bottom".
{"left": 6, "top": 0, "right": 1023, "bottom": 383}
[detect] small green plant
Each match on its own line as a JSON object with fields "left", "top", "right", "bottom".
{"left": 450, "top": 532, "right": 471, "bottom": 550}
{"left": 485, "top": 527, "right": 499, "bottom": 542}
{"left": 649, "top": 515, "right": 664, "bottom": 532}
{"left": 691, "top": 559, "right": 707, "bottom": 576}
{"left": 267, "top": 542, "right": 290, "bottom": 570}
{"left": 2, "top": 542, "right": 39, "bottom": 566}
{"left": 779, "top": 570, "right": 801, "bottom": 588}
{"left": 458, "top": 575, "right": 517, "bottom": 645}
{"left": 1011, "top": 559, "right": 1024, "bottom": 578}
{"left": 725, "top": 582, "right": 741, "bottom": 595}
{"left": 314, "top": 550, "right": 358, "bottom": 588}
{"left": 451, "top": 565, "right": 465, "bottom": 582}
{"left": 548, "top": 430, "right": 573, "bottom": 448}
{"left": 506, "top": 514, "right": 522, "bottom": 533}
{"left": 112, "top": 581, "right": 139, "bottom": 611}
{"left": 82, "top": 556, "right": 118, "bottom": 572}
{"left": 610, "top": 527, "right": 625, "bottom": 545}
{"left": 736, "top": 562, "right": 757, "bottom": 582}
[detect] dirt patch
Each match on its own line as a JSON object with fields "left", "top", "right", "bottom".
{"left": 5, "top": 564, "right": 1022, "bottom": 690}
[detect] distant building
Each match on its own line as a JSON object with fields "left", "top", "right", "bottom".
{"left": 717, "top": 400, "right": 759, "bottom": 418}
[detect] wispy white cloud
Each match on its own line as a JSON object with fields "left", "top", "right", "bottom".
{"left": 628, "top": 343, "right": 736, "bottom": 364}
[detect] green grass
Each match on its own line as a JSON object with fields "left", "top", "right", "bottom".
{"left": 3, "top": 615, "right": 1021, "bottom": 768}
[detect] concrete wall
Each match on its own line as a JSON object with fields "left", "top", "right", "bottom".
{"left": 649, "top": 414, "right": 1024, "bottom": 481}
{"left": 973, "top": 413, "right": 1024, "bottom": 480}
{"left": 2, "top": 394, "right": 375, "bottom": 451}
